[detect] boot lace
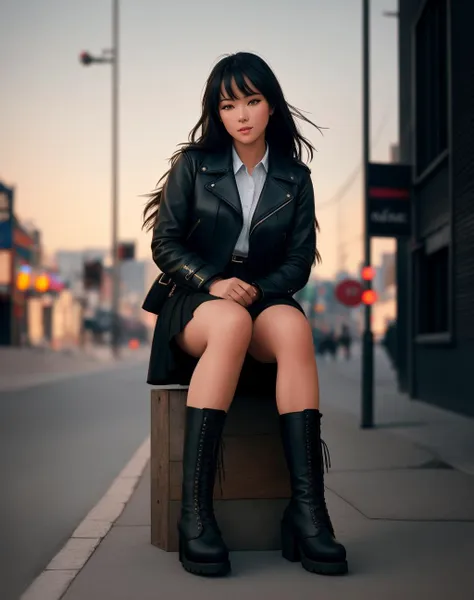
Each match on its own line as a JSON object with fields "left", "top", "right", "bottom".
{"left": 194, "top": 417, "right": 225, "bottom": 527}
{"left": 305, "top": 415, "right": 335, "bottom": 536}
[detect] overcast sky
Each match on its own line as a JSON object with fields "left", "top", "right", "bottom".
{"left": 0, "top": 0, "right": 398, "bottom": 278}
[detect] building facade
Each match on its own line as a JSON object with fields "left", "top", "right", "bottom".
{"left": 397, "top": 0, "right": 474, "bottom": 416}
{"left": 0, "top": 182, "right": 42, "bottom": 345}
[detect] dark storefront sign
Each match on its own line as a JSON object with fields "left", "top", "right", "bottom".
{"left": 368, "top": 163, "right": 412, "bottom": 238}
{"left": 0, "top": 183, "right": 14, "bottom": 250}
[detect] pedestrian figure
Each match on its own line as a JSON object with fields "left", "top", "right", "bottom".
{"left": 142, "top": 52, "right": 347, "bottom": 577}
{"left": 339, "top": 323, "right": 352, "bottom": 360}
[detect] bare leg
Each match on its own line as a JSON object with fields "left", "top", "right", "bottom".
{"left": 175, "top": 299, "right": 253, "bottom": 411}
{"left": 248, "top": 305, "right": 320, "bottom": 414}
{"left": 249, "top": 305, "right": 347, "bottom": 575}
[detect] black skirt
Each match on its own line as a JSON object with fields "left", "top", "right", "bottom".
{"left": 146, "top": 260, "right": 305, "bottom": 395}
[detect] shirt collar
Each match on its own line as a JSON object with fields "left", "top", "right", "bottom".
{"left": 232, "top": 144, "right": 269, "bottom": 175}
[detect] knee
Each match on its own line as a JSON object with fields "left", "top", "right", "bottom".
{"left": 273, "top": 313, "right": 314, "bottom": 357}
{"left": 209, "top": 301, "right": 253, "bottom": 344}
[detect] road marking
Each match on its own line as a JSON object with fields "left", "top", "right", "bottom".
{"left": 20, "top": 436, "right": 151, "bottom": 600}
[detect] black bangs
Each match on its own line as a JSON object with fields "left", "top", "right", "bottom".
{"left": 221, "top": 64, "right": 262, "bottom": 100}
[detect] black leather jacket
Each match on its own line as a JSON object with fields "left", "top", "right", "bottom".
{"left": 150, "top": 144, "right": 317, "bottom": 299}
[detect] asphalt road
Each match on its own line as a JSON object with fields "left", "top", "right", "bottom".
{"left": 0, "top": 361, "right": 150, "bottom": 600}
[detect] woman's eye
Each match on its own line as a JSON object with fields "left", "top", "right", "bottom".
{"left": 249, "top": 99, "right": 260, "bottom": 105}
{"left": 221, "top": 105, "right": 233, "bottom": 110}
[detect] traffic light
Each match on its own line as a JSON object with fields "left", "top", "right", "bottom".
{"left": 361, "top": 290, "right": 378, "bottom": 305}
{"left": 83, "top": 259, "right": 103, "bottom": 290}
{"left": 79, "top": 51, "right": 93, "bottom": 66}
{"left": 361, "top": 266, "right": 375, "bottom": 281}
{"left": 118, "top": 242, "right": 135, "bottom": 261}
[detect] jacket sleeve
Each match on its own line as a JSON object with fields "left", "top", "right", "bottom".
{"left": 252, "top": 172, "right": 317, "bottom": 299}
{"left": 151, "top": 152, "right": 222, "bottom": 291}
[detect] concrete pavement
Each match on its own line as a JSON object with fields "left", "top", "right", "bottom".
{"left": 21, "top": 354, "right": 474, "bottom": 600}
{"left": 0, "top": 345, "right": 150, "bottom": 392}
{"left": 0, "top": 361, "right": 150, "bottom": 600}
{"left": 318, "top": 344, "right": 474, "bottom": 476}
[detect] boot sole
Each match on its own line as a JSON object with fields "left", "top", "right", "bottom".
{"left": 283, "top": 545, "right": 348, "bottom": 575}
{"left": 300, "top": 553, "right": 348, "bottom": 575}
{"left": 281, "top": 522, "right": 348, "bottom": 575}
{"left": 180, "top": 556, "right": 231, "bottom": 577}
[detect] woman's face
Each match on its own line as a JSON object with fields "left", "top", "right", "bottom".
{"left": 218, "top": 78, "right": 273, "bottom": 146}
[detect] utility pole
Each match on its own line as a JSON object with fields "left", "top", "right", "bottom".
{"left": 79, "top": 0, "right": 120, "bottom": 358}
{"left": 111, "top": 0, "right": 120, "bottom": 358}
{"left": 361, "top": 0, "right": 374, "bottom": 428}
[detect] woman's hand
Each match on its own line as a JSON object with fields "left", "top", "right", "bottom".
{"left": 209, "top": 278, "right": 259, "bottom": 307}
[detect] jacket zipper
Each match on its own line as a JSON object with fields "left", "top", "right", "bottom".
{"left": 249, "top": 199, "right": 293, "bottom": 237}
{"left": 186, "top": 218, "right": 201, "bottom": 241}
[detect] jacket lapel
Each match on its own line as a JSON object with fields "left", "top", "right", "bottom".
{"left": 200, "top": 145, "right": 298, "bottom": 225}
{"left": 200, "top": 146, "right": 243, "bottom": 218}
{"left": 249, "top": 151, "right": 297, "bottom": 231}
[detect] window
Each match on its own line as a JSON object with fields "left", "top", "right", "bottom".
{"left": 415, "top": 0, "right": 448, "bottom": 176}
{"left": 416, "top": 245, "right": 449, "bottom": 334}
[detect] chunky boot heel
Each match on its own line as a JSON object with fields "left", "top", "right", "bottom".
{"left": 178, "top": 407, "right": 231, "bottom": 577}
{"left": 281, "top": 520, "right": 300, "bottom": 562}
{"left": 280, "top": 410, "right": 348, "bottom": 576}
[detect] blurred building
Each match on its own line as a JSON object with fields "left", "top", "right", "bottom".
{"left": 0, "top": 182, "right": 41, "bottom": 345}
{"left": 397, "top": 0, "right": 474, "bottom": 416}
{"left": 119, "top": 259, "right": 157, "bottom": 325}
{"left": 56, "top": 248, "right": 109, "bottom": 298}
{"left": 0, "top": 181, "right": 82, "bottom": 348}
{"left": 372, "top": 252, "right": 396, "bottom": 339}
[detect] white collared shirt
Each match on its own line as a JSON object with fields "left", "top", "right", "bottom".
{"left": 232, "top": 144, "right": 269, "bottom": 256}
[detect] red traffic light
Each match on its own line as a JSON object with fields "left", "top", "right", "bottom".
{"left": 361, "top": 290, "right": 378, "bottom": 305}
{"left": 79, "top": 51, "right": 93, "bottom": 66}
{"left": 361, "top": 266, "right": 376, "bottom": 281}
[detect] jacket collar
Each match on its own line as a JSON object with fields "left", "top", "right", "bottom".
{"left": 232, "top": 144, "right": 269, "bottom": 175}
{"left": 202, "top": 143, "right": 299, "bottom": 226}
{"left": 200, "top": 143, "right": 298, "bottom": 183}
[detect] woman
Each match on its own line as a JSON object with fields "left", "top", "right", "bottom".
{"left": 142, "top": 52, "right": 348, "bottom": 577}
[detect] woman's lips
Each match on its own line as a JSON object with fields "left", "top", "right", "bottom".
{"left": 238, "top": 127, "right": 253, "bottom": 134}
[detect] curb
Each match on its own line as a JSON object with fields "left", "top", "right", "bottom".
{"left": 20, "top": 436, "right": 151, "bottom": 600}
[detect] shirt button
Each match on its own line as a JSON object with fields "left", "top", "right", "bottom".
{"left": 201, "top": 166, "right": 207, "bottom": 172}
{"left": 287, "top": 193, "right": 291, "bottom": 198}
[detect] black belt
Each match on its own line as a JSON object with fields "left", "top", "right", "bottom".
{"left": 231, "top": 254, "right": 248, "bottom": 264}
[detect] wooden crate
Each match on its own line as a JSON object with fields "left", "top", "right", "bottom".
{"left": 150, "top": 386, "right": 291, "bottom": 552}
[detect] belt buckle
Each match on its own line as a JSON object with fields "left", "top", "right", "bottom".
{"left": 232, "top": 254, "right": 245, "bottom": 264}
{"left": 158, "top": 273, "right": 172, "bottom": 285}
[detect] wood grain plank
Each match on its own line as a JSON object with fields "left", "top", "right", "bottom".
{"left": 169, "top": 433, "right": 290, "bottom": 500}
{"left": 150, "top": 389, "right": 170, "bottom": 549}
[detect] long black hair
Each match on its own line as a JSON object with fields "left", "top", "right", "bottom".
{"left": 143, "top": 52, "right": 323, "bottom": 248}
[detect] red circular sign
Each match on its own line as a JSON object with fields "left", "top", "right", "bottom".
{"left": 335, "top": 279, "right": 363, "bottom": 307}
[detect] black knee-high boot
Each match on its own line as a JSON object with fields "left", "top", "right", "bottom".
{"left": 279, "top": 409, "right": 348, "bottom": 575}
{"left": 178, "top": 406, "right": 230, "bottom": 576}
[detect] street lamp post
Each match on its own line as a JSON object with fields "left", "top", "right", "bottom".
{"left": 361, "top": 0, "right": 374, "bottom": 428}
{"left": 79, "top": 0, "right": 120, "bottom": 358}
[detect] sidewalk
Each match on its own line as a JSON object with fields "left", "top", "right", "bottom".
{"left": 317, "top": 345, "right": 474, "bottom": 476}
{"left": 22, "top": 357, "right": 474, "bottom": 600}
{"left": 0, "top": 344, "right": 150, "bottom": 392}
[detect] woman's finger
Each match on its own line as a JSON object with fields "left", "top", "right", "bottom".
{"left": 228, "top": 289, "right": 248, "bottom": 306}
{"left": 234, "top": 283, "right": 254, "bottom": 305}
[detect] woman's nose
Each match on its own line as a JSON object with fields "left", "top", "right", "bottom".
{"left": 238, "top": 109, "right": 249, "bottom": 122}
